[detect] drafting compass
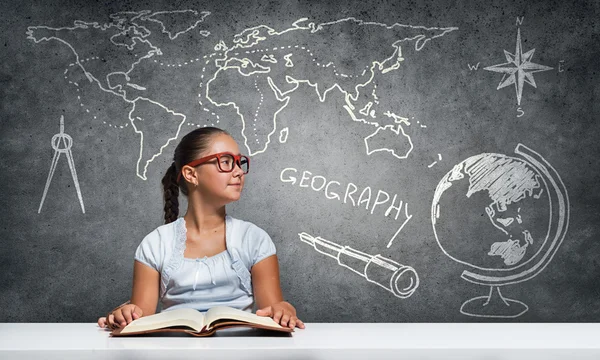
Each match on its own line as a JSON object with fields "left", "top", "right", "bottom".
{"left": 38, "top": 115, "right": 85, "bottom": 213}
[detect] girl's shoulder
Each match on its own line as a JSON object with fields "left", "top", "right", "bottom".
{"left": 227, "top": 215, "right": 269, "bottom": 238}
{"left": 227, "top": 215, "right": 273, "bottom": 254}
{"left": 135, "top": 219, "right": 184, "bottom": 272}
{"left": 140, "top": 218, "right": 184, "bottom": 245}
{"left": 227, "top": 215, "right": 276, "bottom": 267}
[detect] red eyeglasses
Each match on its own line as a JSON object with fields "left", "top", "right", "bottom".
{"left": 177, "top": 152, "right": 250, "bottom": 182}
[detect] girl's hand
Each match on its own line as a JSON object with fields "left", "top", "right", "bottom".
{"left": 97, "top": 304, "right": 143, "bottom": 330}
{"left": 256, "top": 301, "right": 305, "bottom": 329}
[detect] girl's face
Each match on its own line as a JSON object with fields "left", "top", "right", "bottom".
{"left": 194, "top": 134, "right": 245, "bottom": 204}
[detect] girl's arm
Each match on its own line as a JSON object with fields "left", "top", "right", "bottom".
{"left": 98, "top": 260, "right": 159, "bottom": 329}
{"left": 130, "top": 260, "right": 160, "bottom": 317}
{"left": 251, "top": 255, "right": 305, "bottom": 329}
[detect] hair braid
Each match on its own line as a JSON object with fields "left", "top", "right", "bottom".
{"left": 161, "top": 162, "right": 180, "bottom": 224}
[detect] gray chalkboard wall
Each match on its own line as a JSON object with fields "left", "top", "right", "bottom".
{"left": 1, "top": 0, "right": 598, "bottom": 323}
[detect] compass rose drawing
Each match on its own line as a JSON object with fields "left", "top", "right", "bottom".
{"left": 484, "top": 27, "right": 553, "bottom": 106}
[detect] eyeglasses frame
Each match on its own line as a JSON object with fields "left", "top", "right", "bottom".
{"left": 177, "top": 152, "right": 250, "bottom": 182}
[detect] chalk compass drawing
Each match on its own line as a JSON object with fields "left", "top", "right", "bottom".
{"left": 431, "top": 143, "right": 569, "bottom": 318}
{"left": 38, "top": 115, "right": 85, "bottom": 214}
{"left": 299, "top": 231, "right": 419, "bottom": 299}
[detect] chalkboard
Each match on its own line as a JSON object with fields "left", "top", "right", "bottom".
{"left": 1, "top": 0, "right": 598, "bottom": 323}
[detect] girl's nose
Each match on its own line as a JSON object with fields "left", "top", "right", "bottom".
{"left": 232, "top": 162, "right": 245, "bottom": 176}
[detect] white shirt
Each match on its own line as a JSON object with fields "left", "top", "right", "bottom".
{"left": 134, "top": 215, "right": 276, "bottom": 313}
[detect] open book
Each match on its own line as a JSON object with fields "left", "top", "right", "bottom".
{"left": 110, "top": 306, "right": 294, "bottom": 337}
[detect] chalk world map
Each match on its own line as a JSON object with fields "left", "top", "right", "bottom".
{"left": 27, "top": 10, "right": 457, "bottom": 179}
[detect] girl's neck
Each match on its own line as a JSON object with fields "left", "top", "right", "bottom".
{"left": 183, "top": 202, "right": 226, "bottom": 234}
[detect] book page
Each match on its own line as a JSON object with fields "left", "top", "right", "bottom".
{"left": 119, "top": 308, "right": 206, "bottom": 334}
{"left": 205, "top": 306, "right": 284, "bottom": 330}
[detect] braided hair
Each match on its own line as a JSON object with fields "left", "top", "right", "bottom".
{"left": 160, "top": 127, "right": 229, "bottom": 223}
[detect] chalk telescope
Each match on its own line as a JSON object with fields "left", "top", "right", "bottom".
{"left": 299, "top": 232, "right": 419, "bottom": 299}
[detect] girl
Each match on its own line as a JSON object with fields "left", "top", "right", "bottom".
{"left": 97, "top": 127, "right": 304, "bottom": 330}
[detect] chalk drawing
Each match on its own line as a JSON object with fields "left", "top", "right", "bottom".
{"left": 205, "top": 17, "right": 458, "bottom": 158}
{"left": 432, "top": 143, "right": 569, "bottom": 318}
{"left": 484, "top": 27, "right": 553, "bottom": 106}
{"left": 38, "top": 116, "right": 85, "bottom": 214}
{"left": 279, "top": 127, "right": 289, "bottom": 143}
{"left": 281, "top": 167, "right": 413, "bottom": 248}
{"left": 299, "top": 231, "right": 419, "bottom": 298}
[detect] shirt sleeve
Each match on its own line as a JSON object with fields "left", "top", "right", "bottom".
{"left": 248, "top": 225, "right": 277, "bottom": 266}
{"left": 134, "top": 230, "right": 162, "bottom": 272}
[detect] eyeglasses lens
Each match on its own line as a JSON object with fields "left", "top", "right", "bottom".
{"left": 218, "top": 154, "right": 249, "bottom": 173}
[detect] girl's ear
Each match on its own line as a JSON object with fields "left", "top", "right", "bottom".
{"left": 181, "top": 165, "right": 198, "bottom": 185}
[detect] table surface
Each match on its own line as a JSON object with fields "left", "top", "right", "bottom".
{"left": 1, "top": 323, "right": 599, "bottom": 360}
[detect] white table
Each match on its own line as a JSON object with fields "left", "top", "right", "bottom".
{"left": 1, "top": 323, "right": 599, "bottom": 359}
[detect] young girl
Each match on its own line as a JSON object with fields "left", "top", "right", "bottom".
{"left": 97, "top": 127, "right": 304, "bottom": 330}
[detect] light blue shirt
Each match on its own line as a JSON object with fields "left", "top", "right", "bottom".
{"left": 134, "top": 215, "right": 276, "bottom": 313}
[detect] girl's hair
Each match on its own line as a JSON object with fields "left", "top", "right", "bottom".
{"left": 161, "top": 127, "right": 229, "bottom": 224}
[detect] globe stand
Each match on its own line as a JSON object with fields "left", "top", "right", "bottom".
{"left": 460, "top": 286, "right": 528, "bottom": 318}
